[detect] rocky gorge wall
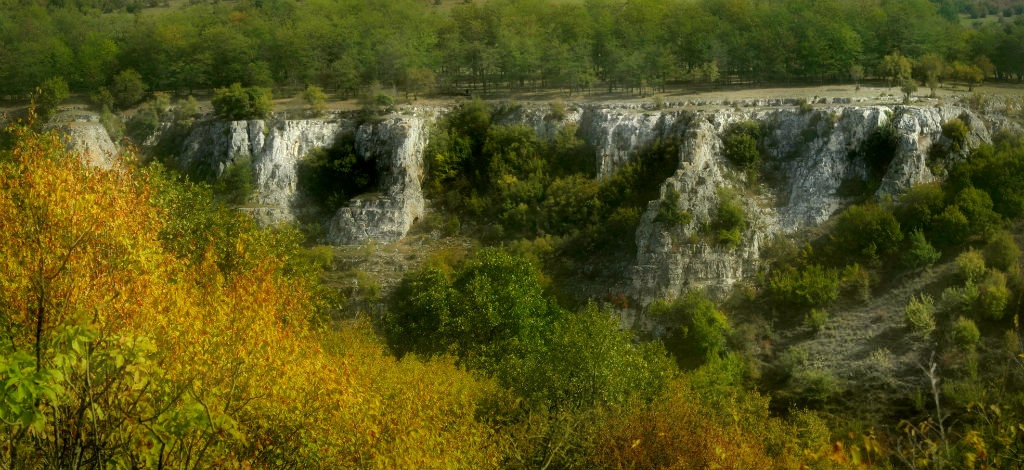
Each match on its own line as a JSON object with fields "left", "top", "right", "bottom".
{"left": 502, "top": 102, "right": 992, "bottom": 305}
{"left": 171, "top": 113, "right": 429, "bottom": 245}
{"left": 53, "top": 101, "right": 1000, "bottom": 312}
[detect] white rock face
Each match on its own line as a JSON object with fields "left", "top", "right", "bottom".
{"left": 326, "top": 117, "right": 428, "bottom": 245}
{"left": 624, "top": 105, "right": 991, "bottom": 305}
{"left": 48, "top": 111, "right": 119, "bottom": 169}
{"left": 160, "top": 102, "right": 991, "bottom": 281}
{"left": 578, "top": 108, "right": 686, "bottom": 179}
{"left": 177, "top": 118, "right": 352, "bottom": 224}
{"left": 633, "top": 113, "right": 778, "bottom": 302}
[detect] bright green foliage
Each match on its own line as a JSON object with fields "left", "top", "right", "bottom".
{"left": 932, "top": 204, "right": 972, "bottom": 247}
{"left": 650, "top": 290, "right": 732, "bottom": 367}
{"left": 541, "top": 174, "right": 602, "bottom": 234}
{"left": 506, "top": 304, "right": 675, "bottom": 409}
{"left": 828, "top": 203, "right": 903, "bottom": 263}
{"left": 302, "top": 84, "right": 327, "bottom": 115}
{"left": 425, "top": 99, "right": 492, "bottom": 194}
{"left": 942, "top": 118, "right": 970, "bottom": 153}
{"left": 386, "top": 249, "right": 552, "bottom": 368}
{"left": 900, "top": 78, "right": 918, "bottom": 103}
{"left": 954, "top": 186, "right": 1001, "bottom": 238}
{"left": 878, "top": 51, "right": 912, "bottom": 86}
{"left": 951, "top": 317, "right": 981, "bottom": 350}
{"left": 109, "top": 69, "right": 147, "bottom": 109}
{"left": 767, "top": 264, "right": 841, "bottom": 310}
{"left": 903, "top": 229, "right": 941, "bottom": 270}
{"left": 211, "top": 83, "right": 273, "bottom": 121}
{"left": 951, "top": 136, "right": 1024, "bottom": 219}
{"left": 905, "top": 294, "right": 936, "bottom": 336}
{"left": 654, "top": 186, "right": 692, "bottom": 228}
{"left": 897, "top": 182, "right": 946, "bottom": 233}
{"left": 984, "top": 230, "right": 1020, "bottom": 272}
{"left": 713, "top": 188, "right": 746, "bottom": 248}
{"left": 212, "top": 155, "right": 255, "bottom": 206}
{"left": 359, "top": 83, "right": 396, "bottom": 118}
{"left": 387, "top": 250, "right": 674, "bottom": 411}
{"left": 956, "top": 249, "right": 987, "bottom": 284}
{"left": 804, "top": 308, "right": 829, "bottom": 333}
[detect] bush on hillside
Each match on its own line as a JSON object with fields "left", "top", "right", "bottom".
{"left": 905, "top": 294, "right": 936, "bottom": 337}
{"left": 212, "top": 82, "right": 273, "bottom": 120}
{"left": 984, "top": 230, "right": 1020, "bottom": 272}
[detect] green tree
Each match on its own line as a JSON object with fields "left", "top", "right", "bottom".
{"left": 905, "top": 294, "right": 936, "bottom": 336}
{"left": 301, "top": 84, "right": 327, "bottom": 115}
{"left": 110, "top": 69, "right": 148, "bottom": 109}
{"left": 507, "top": 304, "right": 674, "bottom": 409}
{"left": 721, "top": 121, "right": 763, "bottom": 170}
{"left": 878, "top": 51, "right": 912, "bottom": 87}
{"left": 211, "top": 83, "right": 273, "bottom": 121}
{"left": 828, "top": 203, "right": 903, "bottom": 263}
{"left": 31, "top": 77, "right": 69, "bottom": 122}
{"left": 649, "top": 290, "right": 732, "bottom": 368}
{"left": 983, "top": 230, "right": 1020, "bottom": 272}
{"left": 903, "top": 229, "right": 941, "bottom": 270}
{"left": 900, "top": 78, "right": 918, "bottom": 103}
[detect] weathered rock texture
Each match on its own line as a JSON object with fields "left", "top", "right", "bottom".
{"left": 326, "top": 117, "right": 428, "bottom": 245}
{"left": 626, "top": 105, "right": 990, "bottom": 305}
{"left": 158, "top": 102, "right": 993, "bottom": 295}
{"left": 175, "top": 114, "right": 428, "bottom": 244}
{"left": 49, "top": 111, "right": 119, "bottom": 169}
{"left": 177, "top": 118, "right": 349, "bottom": 224}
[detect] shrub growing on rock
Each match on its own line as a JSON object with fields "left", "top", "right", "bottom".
{"left": 721, "top": 121, "right": 763, "bottom": 170}
{"left": 942, "top": 118, "right": 970, "bottom": 152}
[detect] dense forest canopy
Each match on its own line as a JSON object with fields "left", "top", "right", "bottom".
{"left": 2, "top": 0, "right": 1024, "bottom": 100}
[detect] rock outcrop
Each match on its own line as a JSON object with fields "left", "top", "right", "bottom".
{"left": 326, "top": 117, "right": 428, "bottom": 245}
{"left": 175, "top": 113, "right": 428, "bottom": 244}
{"left": 48, "top": 111, "right": 119, "bottom": 169}
{"left": 177, "top": 118, "right": 351, "bottom": 224}
{"left": 630, "top": 105, "right": 991, "bottom": 305}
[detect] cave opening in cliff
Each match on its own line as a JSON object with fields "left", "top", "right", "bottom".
{"left": 296, "top": 132, "right": 380, "bottom": 213}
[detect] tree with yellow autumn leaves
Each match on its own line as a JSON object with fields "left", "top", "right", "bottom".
{"left": 0, "top": 123, "right": 501, "bottom": 469}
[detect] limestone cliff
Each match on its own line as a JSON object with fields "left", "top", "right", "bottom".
{"left": 175, "top": 114, "right": 428, "bottom": 244}
{"left": 326, "top": 117, "right": 428, "bottom": 245}
{"left": 177, "top": 117, "right": 350, "bottom": 224}
{"left": 150, "top": 101, "right": 995, "bottom": 298}
{"left": 48, "top": 111, "right": 119, "bottom": 169}
{"left": 629, "top": 105, "right": 991, "bottom": 305}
